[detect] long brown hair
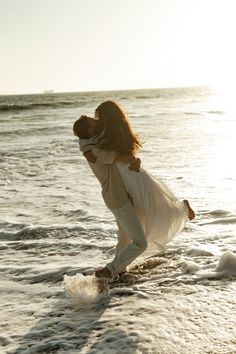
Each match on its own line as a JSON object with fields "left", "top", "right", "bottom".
{"left": 94, "top": 101, "right": 142, "bottom": 154}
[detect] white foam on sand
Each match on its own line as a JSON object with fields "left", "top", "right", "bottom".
{"left": 186, "top": 246, "right": 214, "bottom": 257}
{"left": 181, "top": 260, "right": 201, "bottom": 273}
{"left": 64, "top": 273, "right": 109, "bottom": 305}
{"left": 215, "top": 250, "right": 236, "bottom": 275}
{"left": 196, "top": 251, "right": 236, "bottom": 279}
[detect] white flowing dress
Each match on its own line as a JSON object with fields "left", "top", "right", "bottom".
{"left": 115, "top": 163, "right": 188, "bottom": 253}
{"left": 79, "top": 138, "right": 188, "bottom": 254}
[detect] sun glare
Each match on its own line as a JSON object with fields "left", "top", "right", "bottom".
{"left": 212, "top": 84, "right": 236, "bottom": 114}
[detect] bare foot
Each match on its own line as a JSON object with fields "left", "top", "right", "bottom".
{"left": 183, "top": 199, "right": 195, "bottom": 220}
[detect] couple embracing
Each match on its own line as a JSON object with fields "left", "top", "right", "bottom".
{"left": 73, "top": 101, "right": 195, "bottom": 280}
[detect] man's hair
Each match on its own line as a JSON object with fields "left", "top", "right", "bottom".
{"left": 73, "top": 116, "right": 91, "bottom": 139}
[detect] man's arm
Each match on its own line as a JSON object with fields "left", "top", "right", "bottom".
{"left": 114, "top": 154, "right": 136, "bottom": 164}
{"left": 114, "top": 154, "right": 141, "bottom": 172}
{"left": 82, "top": 147, "right": 117, "bottom": 165}
{"left": 128, "top": 157, "right": 141, "bottom": 172}
{"left": 83, "top": 151, "right": 97, "bottom": 163}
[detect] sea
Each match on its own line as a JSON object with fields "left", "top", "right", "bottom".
{"left": 0, "top": 86, "right": 236, "bottom": 354}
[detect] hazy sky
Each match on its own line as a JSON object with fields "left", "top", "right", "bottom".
{"left": 1, "top": 0, "right": 236, "bottom": 94}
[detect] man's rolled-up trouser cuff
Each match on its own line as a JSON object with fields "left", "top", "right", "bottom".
{"left": 106, "top": 263, "right": 119, "bottom": 278}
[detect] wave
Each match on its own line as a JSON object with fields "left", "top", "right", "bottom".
{"left": 199, "top": 216, "right": 236, "bottom": 226}
{"left": 197, "top": 209, "right": 232, "bottom": 221}
{"left": 207, "top": 110, "right": 225, "bottom": 115}
{"left": 26, "top": 267, "right": 78, "bottom": 284}
{"left": 184, "top": 112, "right": 201, "bottom": 115}
{"left": 0, "top": 224, "right": 85, "bottom": 241}
{"left": 0, "top": 222, "right": 117, "bottom": 241}
{"left": 209, "top": 209, "right": 231, "bottom": 216}
{"left": 134, "top": 95, "right": 152, "bottom": 99}
{"left": 0, "top": 100, "right": 87, "bottom": 113}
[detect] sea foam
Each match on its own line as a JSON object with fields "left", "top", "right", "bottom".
{"left": 196, "top": 251, "right": 236, "bottom": 279}
{"left": 215, "top": 250, "right": 236, "bottom": 275}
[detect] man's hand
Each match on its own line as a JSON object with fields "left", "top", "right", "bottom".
{"left": 129, "top": 157, "right": 141, "bottom": 172}
{"left": 83, "top": 150, "right": 97, "bottom": 163}
{"left": 114, "top": 153, "right": 141, "bottom": 172}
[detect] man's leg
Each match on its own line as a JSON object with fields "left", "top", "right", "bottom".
{"left": 107, "top": 201, "right": 147, "bottom": 274}
{"left": 115, "top": 222, "right": 132, "bottom": 257}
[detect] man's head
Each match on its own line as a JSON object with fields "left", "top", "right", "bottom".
{"left": 73, "top": 115, "right": 95, "bottom": 139}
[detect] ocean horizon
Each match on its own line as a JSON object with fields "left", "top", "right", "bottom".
{"left": 0, "top": 84, "right": 214, "bottom": 98}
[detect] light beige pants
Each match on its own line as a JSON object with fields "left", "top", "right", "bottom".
{"left": 107, "top": 201, "right": 147, "bottom": 274}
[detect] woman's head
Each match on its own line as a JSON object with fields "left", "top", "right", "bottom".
{"left": 94, "top": 101, "right": 142, "bottom": 154}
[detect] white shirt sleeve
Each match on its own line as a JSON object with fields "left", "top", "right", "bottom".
{"left": 78, "top": 138, "right": 95, "bottom": 153}
{"left": 91, "top": 147, "right": 118, "bottom": 164}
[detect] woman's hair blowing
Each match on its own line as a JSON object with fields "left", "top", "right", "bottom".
{"left": 95, "top": 101, "right": 142, "bottom": 154}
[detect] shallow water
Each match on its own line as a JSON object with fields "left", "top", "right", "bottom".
{"left": 0, "top": 86, "right": 236, "bottom": 353}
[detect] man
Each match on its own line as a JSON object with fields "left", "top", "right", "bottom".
{"left": 73, "top": 116, "right": 147, "bottom": 279}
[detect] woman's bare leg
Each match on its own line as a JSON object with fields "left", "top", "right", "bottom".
{"left": 183, "top": 199, "right": 195, "bottom": 220}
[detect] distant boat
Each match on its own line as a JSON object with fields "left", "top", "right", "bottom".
{"left": 43, "top": 90, "right": 54, "bottom": 93}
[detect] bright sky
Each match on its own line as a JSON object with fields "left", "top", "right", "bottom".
{"left": 1, "top": 0, "right": 236, "bottom": 94}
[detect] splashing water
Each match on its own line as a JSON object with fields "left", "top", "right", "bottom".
{"left": 64, "top": 273, "right": 110, "bottom": 305}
